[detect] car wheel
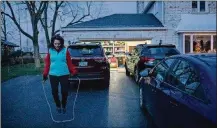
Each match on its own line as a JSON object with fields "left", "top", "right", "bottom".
{"left": 134, "top": 67, "right": 140, "bottom": 83}
{"left": 125, "top": 63, "right": 130, "bottom": 76}
{"left": 104, "top": 78, "right": 110, "bottom": 88}
{"left": 101, "top": 75, "right": 110, "bottom": 88}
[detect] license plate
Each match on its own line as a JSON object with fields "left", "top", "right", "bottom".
{"left": 79, "top": 61, "right": 88, "bottom": 67}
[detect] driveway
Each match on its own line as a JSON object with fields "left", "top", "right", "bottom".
{"left": 1, "top": 71, "right": 156, "bottom": 128}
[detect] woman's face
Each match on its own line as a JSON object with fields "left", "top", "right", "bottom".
{"left": 54, "top": 39, "right": 61, "bottom": 50}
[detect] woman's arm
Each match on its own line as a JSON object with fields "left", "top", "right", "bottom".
{"left": 43, "top": 53, "right": 50, "bottom": 77}
{"left": 66, "top": 50, "right": 77, "bottom": 75}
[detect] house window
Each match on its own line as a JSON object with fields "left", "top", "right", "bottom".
{"left": 200, "top": 1, "right": 206, "bottom": 12}
{"left": 192, "top": 1, "right": 197, "bottom": 8}
{"left": 185, "top": 35, "right": 191, "bottom": 53}
{"left": 183, "top": 34, "right": 215, "bottom": 54}
{"left": 214, "top": 35, "right": 216, "bottom": 51}
{"left": 193, "top": 35, "right": 211, "bottom": 53}
{"left": 192, "top": 1, "right": 208, "bottom": 13}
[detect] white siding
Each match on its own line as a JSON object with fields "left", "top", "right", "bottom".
{"left": 62, "top": 30, "right": 167, "bottom": 47}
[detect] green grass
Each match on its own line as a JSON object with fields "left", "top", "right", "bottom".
{"left": 1, "top": 63, "right": 44, "bottom": 82}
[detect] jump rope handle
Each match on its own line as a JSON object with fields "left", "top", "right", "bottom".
{"left": 42, "top": 80, "right": 46, "bottom": 85}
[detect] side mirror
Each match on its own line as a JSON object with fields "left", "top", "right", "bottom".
{"left": 139, "top": 68, "right": 151, "bottom": 77}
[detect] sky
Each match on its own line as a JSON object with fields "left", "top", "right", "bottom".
{"left": 103, "top": 2, "right": 136, "bottom": 15}
{"left": 4, "top": 2, "right": 137, "bottom": 52}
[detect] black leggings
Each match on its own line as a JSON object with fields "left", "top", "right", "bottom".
{"left": 49, "top": 75, "right": 69, "bottom": 108}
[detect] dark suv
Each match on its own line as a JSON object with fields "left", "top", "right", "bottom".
{"left": 68, "top": 43, "right": 110, "bottom": 88}
{"left": 125, "top": 43, "right": 180, "bottom": 83}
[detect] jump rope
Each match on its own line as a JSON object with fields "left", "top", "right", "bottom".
{"left": 42, "top": 76, "right": 81, "bottom": 123}
{"left": 41, "top": 74, "right": 140, "bottom": 123}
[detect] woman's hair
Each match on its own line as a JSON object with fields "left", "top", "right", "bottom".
{"left": 49, "top": 35, "right": 65, "bottom": 49}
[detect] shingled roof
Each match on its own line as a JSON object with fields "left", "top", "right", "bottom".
{"left": 1, "top": 39, "right": 19, "bottom": 47}
{"left": 64, "top": 13, "right": 164, "bottom": 28}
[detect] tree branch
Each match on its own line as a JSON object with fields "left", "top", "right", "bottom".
{"left": 25, "top": 2, "right": 34, "bottom": 19}
{"left": 67, "top": 2, "right": 91, "bottom": 25}
{"left": 1, "top": 9, "right": 33, "bottom": 40}
{"left": 36, "top": 2, "right": 47, "bottom": 20}
{"left": 1, "top": 26, "right": 6, "bottom": 39}
{"left": 51, "top": 1, "right": 63, "bottom": 36}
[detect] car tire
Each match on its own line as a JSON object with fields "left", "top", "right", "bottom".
{"left": 125, "top": 63, "right": 130, "bottom": 76}
{"left": 134, "top": 67, "right": 140, "bottom": 83}
{"left": 101, "top": 75, "right": 110, "bottom": 88}
{"left": 104, "top": 78, "right": 110, "bottom": 88}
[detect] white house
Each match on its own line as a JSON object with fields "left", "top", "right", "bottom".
{"left": 139, "top": 1, "right": 216, "bottom": 53}
{"left": 61, "top": 1, "right": 216, "bottom": 56}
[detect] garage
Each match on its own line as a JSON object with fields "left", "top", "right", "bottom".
{"left": 61, "top": 13, "right": 166, "bottom": 67}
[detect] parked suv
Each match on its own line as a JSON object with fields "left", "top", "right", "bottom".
{"left": 68, "top": 43, "right": 110, "bottom": 88}
{"left": 125, "top": 43, "right": 180, "bottom": 83}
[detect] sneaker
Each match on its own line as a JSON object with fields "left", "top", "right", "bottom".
{"left": 56, "top": 107, "right": 61, "bottom": 113}
{"left": 62, "top": 108, "right": 66, "bottom": 114}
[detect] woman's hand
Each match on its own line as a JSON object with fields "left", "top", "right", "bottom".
{"left": 43, "top": 75, "right": 48, "bottom": 82}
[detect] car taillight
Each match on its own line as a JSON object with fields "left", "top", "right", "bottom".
{"left": 140, "top": 57, "right": 155, "bottom": 62}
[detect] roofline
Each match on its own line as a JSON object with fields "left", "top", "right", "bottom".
{"left": 176, "top": 30, "right": 216, "bottom": 33}
{"left": 143, "top": 1, "right": 156, "bottom": 13}
{"left": 77, "top": 38, "right": 152, "bottom": 41}
{"left": 61, "top": 27, "right": 167, "bottom": 32}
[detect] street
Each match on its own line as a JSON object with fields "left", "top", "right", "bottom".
{"left": 1, "top": 69, "right": 157, "bottom": 128}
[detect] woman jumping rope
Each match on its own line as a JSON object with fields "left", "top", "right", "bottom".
{"left": 43, "top": 35, "right": 77, "bottom": 114}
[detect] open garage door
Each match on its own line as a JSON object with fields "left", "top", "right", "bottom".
{"left": 77, "top": 39, "right": 151, "bottom": 67}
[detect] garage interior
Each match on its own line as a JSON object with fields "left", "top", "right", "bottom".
{"left": 79, "top": 39, "right": 151, "bottom": 67}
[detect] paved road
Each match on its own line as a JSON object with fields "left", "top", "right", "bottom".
{"left": 2, "top": 70, "right": 157, "bottom": 128}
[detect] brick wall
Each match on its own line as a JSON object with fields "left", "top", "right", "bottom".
{"left": 163, "top": 1, "right": 216, "bottom": 50}
{"left": 209, "top": 1, "right": 217, "bottom": 13}
{"left": 137, "top": 1, "right": 145, "bottom": 13}
{"left": 164, "top": 1, "right": 216, "bottom": 28}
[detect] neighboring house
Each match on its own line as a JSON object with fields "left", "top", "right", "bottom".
{"left": 1, "top": 38, "right": 20, "bottom": 65}
{"left": 140, "top": 1, "right": 216, "bottom": 53}
{"left": 1, "top": 38, "right": 19, "bottom": 57}
{"left": 60, "top": 1, "right": 216, "bottom": 55}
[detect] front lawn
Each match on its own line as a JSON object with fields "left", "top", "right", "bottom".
{"left": 1, "top": 63, "right": 44, "bottom": 82}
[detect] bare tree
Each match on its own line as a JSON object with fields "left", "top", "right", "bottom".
{"left": 1, "top": 2, "right": 7, "bottom": 40}
{"left": 40, "top": 1, "right": 103, "bottom": 51}
{"left": 1, "top": 1, "right": 47, "bottom": 68}
{"left": 40, "top": 1, "right": 64, "bottom": 51}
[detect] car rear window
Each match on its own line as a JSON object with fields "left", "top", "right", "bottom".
{"left": 146, "top": 47, "right": 180, "bottom": 55}
{"left": 68, "top": 46, "right": 103, "bottom": 57}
